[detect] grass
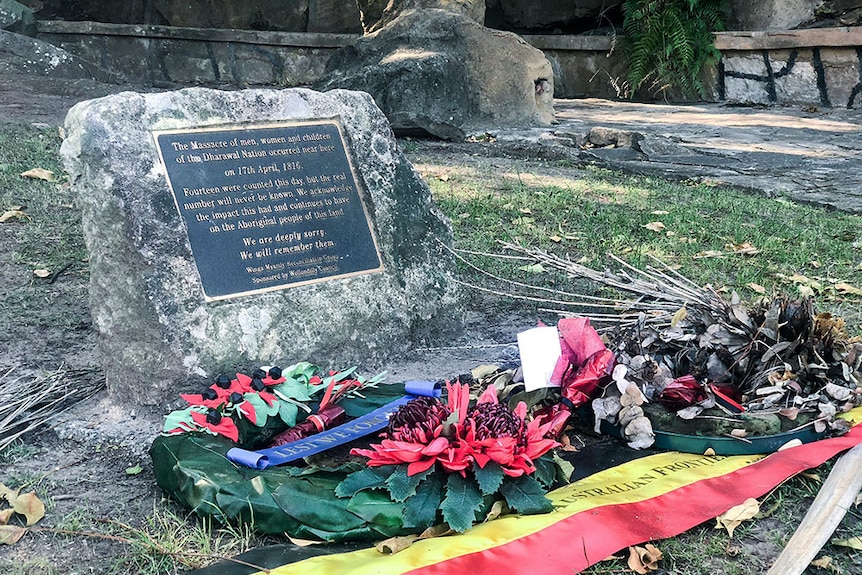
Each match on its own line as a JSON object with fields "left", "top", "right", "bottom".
{"left": 426, "top": 159, "right": 862, "bottom": 332}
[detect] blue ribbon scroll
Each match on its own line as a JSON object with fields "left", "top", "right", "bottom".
{"left": 227, "top": 380, "right": 440, "bottom": 469}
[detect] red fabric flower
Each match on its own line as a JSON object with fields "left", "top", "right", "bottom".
{"left": 190, "top": 410, "right": 239, "bottom": 442}
{"left": 351, "top": 382, "right": 559, "bottom": 478}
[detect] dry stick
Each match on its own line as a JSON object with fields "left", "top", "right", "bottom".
{"left": 765, "top": 442, "right": 862, "bottom": 575}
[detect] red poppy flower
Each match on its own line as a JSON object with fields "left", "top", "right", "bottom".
{"left": 190, "top": 410, "right": 239, "bottom": 442}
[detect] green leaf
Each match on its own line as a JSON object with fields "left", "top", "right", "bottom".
{"left": 386, "top": 465, "right": 433, "bottom": 503}
{"left": 441, "top": 474, "right": 483, "bottom": 532}
{"left": 242, "top": 392, "right": 280, "bottom": 427}
{"left": 553, "top": 452, "right": 574, "bottom": 485}
{"left": 533, "top": 454, "right": 558, "bottom": 489}
{"left": 125, "top": 464, "right": 143, "bottom": 476}
{"left": 346, "top": 489, "right": 403, "bottom": 529}
{"left": 498, "top": 475, "right": 554, "bottom": 515}
{"left": 402, "top": 474, "right": 444, "bottom": 530}
{"left": 473, "top": 461, "right": 504, "bottom": 495}
{"left": 277, "top": 400, "right": 300, "bottom": 427}
{"left": 335, "top": 467, "right": 392, "bottom": 498}
{"left": 283, "top": 361, "right": 319, "bottom": 384}
{"left": 272, "top": 379, "right": 312, "bottom": 403}
{"left": 162, "top": 407, "right": 196, "bottom": 433}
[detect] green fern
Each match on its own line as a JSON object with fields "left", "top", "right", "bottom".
{"left": 622, "top": 0, "right": 725, "bottom": 100}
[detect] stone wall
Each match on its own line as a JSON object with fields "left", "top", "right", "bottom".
{"left": 716, "top": 28, "right": 862, "bottom": 108}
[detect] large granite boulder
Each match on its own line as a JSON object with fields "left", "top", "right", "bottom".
{"left": 316, "top": 8, "right": 555, "bottom": 140}
{"left": 61, "top": 87, "right": 463, "bottom": 407}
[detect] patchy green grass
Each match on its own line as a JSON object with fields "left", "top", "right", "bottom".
{"left": 0, "top": 126, "right": 85, "bottom": 270}
{"left": 426, "top": 160, "right": 862, "bottom": 332}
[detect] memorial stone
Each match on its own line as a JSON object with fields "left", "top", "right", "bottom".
{"left": 62, "top": 87, "right": 463, "bottom": 406}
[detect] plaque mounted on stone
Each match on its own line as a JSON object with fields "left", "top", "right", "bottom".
{"left": 62, "top": 87, "right": 463, "bottom": 407}
{"left": 153, "top": 119, "right": 384, "bottom": 301}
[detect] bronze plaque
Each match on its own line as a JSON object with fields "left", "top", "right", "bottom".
{"left": 153, "top": 119, "right": 384, "bottom": 301}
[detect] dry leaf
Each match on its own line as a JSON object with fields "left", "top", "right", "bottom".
{"left": 484, "top": 499, "right": 509, "bottom": 522}
{"left": 778, "top": 438, "right": 803, "bottom": 451}
{"left": 418, "top": 524, "right": 451, "bottom": 539}
{"left": 831, "top": 536, "right": 862, "bottom": 551}
{"left": 810, "top": 555, "right": 841, "bottom": 573}
{"left": 642, "top": 221, "right": 666, "bottom": 233}
{"left": 834, "top": 282, "right": 862, "bottom": 296}
{"left": 728, "top": 242, "right": 761, "bottom": 256}
{"left": 0, "top": 509, "right": 13, "bottom": 525}
{"left": 627, "top": 544, "right": 663, "bottom": 574}
{"left": 694, "top": 250, "right": 724, "bottom": 259}
{"left": 548, "top": 235, "right": 562, "bottom": 243}
{"left": 376, "top": 534, "right": 419, "bottom": 554}
{"left": 20, "top": 168, "right": 55, "bottom": 181}
{"left": 519, "top": 208, "right": 532, "bottom": 215}
{"left": 715, "top": 498, "right": 759, "bottom": 537}
{"left": 650, "top": 210, "right": 669, "bottom": 215}
{"left": 747, "top": 282, "right": 766, "bottom": 294}
{"left": 0, "top": 208, "right": 27, "bottom": 223}
{"left": 0, "top": 525, "right": 26, "bottom": 545}
{"left": 670, "top": 307, "right": 687, "bottom": 328}
{"left": 33, "top": 269, "right": 51, "bottom": 278}
{"left": 286, "top": 535, "right": 321, "bottom": 547}
{"left": 12, "top": 492, "right": 45, "bottom": 526}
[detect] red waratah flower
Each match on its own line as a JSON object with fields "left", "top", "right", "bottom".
{"left": 461, "top": 386, "right": 560, "bottom": 477}
{"left": 351, "top": 381, "right": 558, "bottom": 477}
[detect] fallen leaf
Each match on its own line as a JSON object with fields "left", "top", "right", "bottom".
{"left": 518, "top": 263, "right": 545, "bottom": 274}
{"left": 287, "top": 535, "right": 321, "bottom": 547}
{"left": 0, "top": 509, "right": 13, "bottom": 525}
{"left": 627, "top": 543, "right": 663, "bottom": 574}
{"left": 642, "top": 221, "right": 666, "bottom": 232}
{"left": 778, "top": 439, "right": 803, "bottom": 451}
{"left": 715, "top": 498, "right": 759, "bottom": 537}
{"left": 436, "top": 173, "right": 449, "bottom": 182}
{"left": 519, "top": 208, "right": 532, "bottom": 215}
{"left": 832, "top": 536, "right": 862, "bottom": 551}
{"left": 834, "top": 282, "right": 862, "bottom": 296}
{"left": 125, "top": 465, "right": 143, "bottom": 476}
{"left": 650, "top": 210, "right": 669, "bottom": 215}
{"left": 33, "top": 269, "right": 51, "bottom": 278}
{"left": 747, "top": 282, "right": 766, "bottom": 294}
{"left": 376, "top": 534, "right": 419, "bottom": 554}
{"left": 0, "top": 525, "right": 26, "bottom": 545}
{"left": 670, "top": 307, "right": 687, "bottom": 328}
{"left": 694, "top": 250, "right": 724, "bottom": 259}
{"left": 484, "top": 500, "right": 509, "bottom": 522}
{"left": 728, "top": 242, "right": 761, "bottom": 256}
{"left": 12, "top": 492, "right": 45, "bottom": 526}
{"left": 0, "top": 208, "right": 27, "bottom": 223}
{"left": 810, "top": 555, "right": 841, "bottom": 573}
{"left": 548, "top": 235, "right": 562, "bottom": 243}
{"left": 20, "top": 168, "right": 55, "bottom": 181}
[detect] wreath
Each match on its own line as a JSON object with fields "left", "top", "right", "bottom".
{"left": 150, "top": 362, "right": 569, "bottom": 541}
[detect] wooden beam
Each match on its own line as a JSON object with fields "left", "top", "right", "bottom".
{"left": 766, "top": 442, "right": 862, "bottom": 575}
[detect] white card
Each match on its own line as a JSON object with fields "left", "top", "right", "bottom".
{"left": 517, "top": 326, "right": 562, "bottom": 392}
